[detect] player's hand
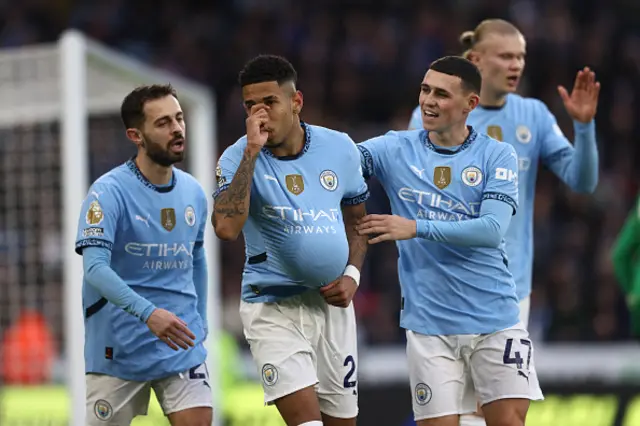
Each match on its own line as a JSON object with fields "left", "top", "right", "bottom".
{"left": 320, "top": 276, "right": 358, "bottom": 308}
{"left": 355, "top": 214, "right": 417, "bottom": 244}
{"left": 146, "top": 308, "right": 196, "bottom": 351}
{"left": 246, "top": 105, "right": 270, "bottom": 150}
{"left": 558, "top": 66, "right": 601, "bottom": 123}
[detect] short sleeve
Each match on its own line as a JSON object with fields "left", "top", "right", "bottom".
{"left": 408, "top": 106, "right": 422, "bottom": 130}
{"left": 357, "top": 131, "right": 396, "bottom": 180}
{"left": 482, "top": 144, "right": 519, "bottom": 215}
{"left": 341, "top": 136, "right": 370, "bottom": 205}
{"left": 75, "top": 183, "right": 122, "bottom": 254}
{"left": 213, "top": 142, "right": 244, "bottom": 198}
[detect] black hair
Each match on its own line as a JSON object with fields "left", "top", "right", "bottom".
{"left": 120, "top": 84, "right": 177, "bottom": 129}
{"left": 429, "top": 56, "right": 482, "bottom": 94}
{"left": 238, "top": 54, "right": 297, "bottom": 88}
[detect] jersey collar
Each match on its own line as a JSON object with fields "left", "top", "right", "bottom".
{"left": 260, "top": 121, "right": 311, "bottom": 161}
{"left": 422, "top": 126, "right": 478, "bottom": 155}
{"left": 126, "top": 156, "right": 177, "bottom": 193}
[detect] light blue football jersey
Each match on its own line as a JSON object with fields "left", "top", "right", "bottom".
{"left": 215, "top": 123, "right": 369, "bottom": 302}
{"left": 359, "top": 127, "right": 520, "bottom": 335}
{"left": 409, "top": 93, "right": 597, "bottom": 299}
{"left": 75, "top": 158, "right": 208, "bottom": 381}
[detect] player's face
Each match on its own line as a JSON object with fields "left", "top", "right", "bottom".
{"left": 136, "top": 96, "right": 186, "bottom": 167}
{"left": 418, "top": 70, "right": 479, "bottom": 132}
{"left": 472, "top": 33, "right": 526, "bottom": 95}
{"left": 242, "top": 81, "right": 303, "bottom": 147}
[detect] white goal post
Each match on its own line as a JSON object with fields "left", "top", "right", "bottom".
{"left": 0, "top": 29, "right": 221, "bottom": 426}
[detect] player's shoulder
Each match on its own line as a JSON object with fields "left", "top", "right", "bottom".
{"left": 89, "top": 163, "right": 131, "bottom": 193}
{"left": 473, "top": 130, "right": 516, "bottom": 158}
{"left": 307, "top": 123, "right": 353, "bottom": 144}
{"left": 220, "top": 136, "right": 248, "bottom": 160}
{"left": 506, "top": 93, "right": 550, "bottom": 116}
{"left": 174, "top": 168, "right": 206, "bottom": 196}
{"left": 363, "top": 129, "right": 421, "bottom": 147}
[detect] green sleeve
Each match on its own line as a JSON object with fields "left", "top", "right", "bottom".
{"left": 612, "top": 195, "right": 640, "bottom": 293}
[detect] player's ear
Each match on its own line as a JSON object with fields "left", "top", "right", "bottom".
{"left": 463, "top": 93, "right": 480, "bottom": 114}
{"left": 466, "top": 50, "right": 480, "bottom": 65}
{"left": 125, "top": 128, "right": 143, "bottom": 146}
{"left": 292, "top": 90, "right": 303, "bottom": 115}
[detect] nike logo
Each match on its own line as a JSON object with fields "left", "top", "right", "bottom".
{"left": 410, "top": 165, "right": 424, "bottom": 178}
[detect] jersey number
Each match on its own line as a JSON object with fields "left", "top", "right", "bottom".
{"left": 343, "top": 355, "right": 357, "bottom": 388}
{"left": 502, "top": 338, "right": 532, "bottom": 370}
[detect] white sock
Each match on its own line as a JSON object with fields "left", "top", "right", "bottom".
{"left": 297, "top": 422, "right": 323, "bottom": 426}
{"left": 459, "top": 414, "right": 486, "bottom": 426}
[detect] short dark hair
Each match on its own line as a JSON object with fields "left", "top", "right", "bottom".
{"left": 238, "top": 54, "right": 297, "bottom": 88}
{"left": 120, "top": 84, "right": 177, "bottom": 129}
{"left": 429, "top": 56, "right": 482, "bottom": 94}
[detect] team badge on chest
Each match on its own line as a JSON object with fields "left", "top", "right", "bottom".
{"left": 433, "top": 166, "right": 451, "bottom": 190}
{"left": 319, "top": 170, "right": 338, "bottom": 191}
{"left": 516, "top": 125, "right": 532, "bottom": 144}
{"left": 285, "top": 174, "right": 304, "bottom": 195}
{"left": 185, "top": 206, "right": 196, "bottom": 227}
{"left": 461, "top": 166, "right": 483, "bottom": 187}
{"left": 161, "top": 208, "right": 176, "bottom": 231}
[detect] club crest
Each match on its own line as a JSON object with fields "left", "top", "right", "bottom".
{"left": 319, "top": 170, "right": 338, "bottom": 191}
{"left": 461, "top": 166, "right": 483, "bottom": 187}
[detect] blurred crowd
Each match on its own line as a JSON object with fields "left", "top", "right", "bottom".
{"left": 0, "top": 0, "right": 639, "bottom": 354}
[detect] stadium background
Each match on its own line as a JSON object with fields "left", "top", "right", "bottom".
{"left": 0, "top": 0, "right": 639, "bottom": 425}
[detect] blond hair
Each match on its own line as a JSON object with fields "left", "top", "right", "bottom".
{"left": 460, "top": 19, "right": 521, "bottom": 59}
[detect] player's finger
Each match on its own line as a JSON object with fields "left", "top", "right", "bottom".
{"left": 250, "top": 104, "right": 270, "bottom": 115}
{"left": 322, "top": 285, "right": 343, "bottom": 298}
{"left": 557, "top": 86, "right": 570, "bottom": 104}
{"left": 161, "top": 335, "right": 179, "bottom": 351}
{"left": 174, "top": 322, "right": 197, "bottom": 341}
{"left": 592, "top": 81, "right": 601, "bottom": 102}
{"left": 170, "top": 327, "right": 195, "bottom": 348}
{"left": 368, "top": 233, "right": 391, "bottom": 244}
{"left": 357, "top": 226, "right": 384, "bottom": 236}
{"left": 320, "top": 279, "right": 339, "bottom": 294}
{"left": 167, "top": 332, "right": 190, "bottom": 350}
{"left": 355, "top": 218, "right": 385, "bottom": 231}
{"left": 357, "top": 214, "right": 385, "bottom": 224}
{"left": 325, "top": 294, "right": 348, "bottom": 307}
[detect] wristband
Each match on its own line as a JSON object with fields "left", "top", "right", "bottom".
{"left": 343, "top": 265, "right": 360, "bottom": 286}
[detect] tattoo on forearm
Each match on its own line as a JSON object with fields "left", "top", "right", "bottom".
{"left": 214, "top": 150, "right": 258, "bottom": 219}
{"left": 343, "top": 205, "right": 368, "bottom": 269}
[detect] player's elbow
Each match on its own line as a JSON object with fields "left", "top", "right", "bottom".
{"left": 213, "top": 220, "right": 241, "bottom": 242}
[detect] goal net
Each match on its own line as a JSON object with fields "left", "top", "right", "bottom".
{"left": 0, "top": 30, "right": 220, "bottom": 426}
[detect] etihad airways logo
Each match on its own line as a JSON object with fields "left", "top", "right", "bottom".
{"left": 262, "top": 205, "right": 340, "bottom": 235}
{"left": 124, "top": 241, "right": 195, "bottom": 270}
{"left": 397, "top": 187, "right": 480, "bottom": 220}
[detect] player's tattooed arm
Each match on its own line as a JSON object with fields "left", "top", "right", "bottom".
{"left": 342, "top": 202, "right": 368, "bottom": 270}
{"left": 212, "top": 147, "right": 259, "bottom": 241}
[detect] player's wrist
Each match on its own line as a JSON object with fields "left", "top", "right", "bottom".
{"left": 245, "top": 143, "right": 263, "bottom": 155}
{"left": 343, "top": 264, "right": 360, "bottom": 287}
